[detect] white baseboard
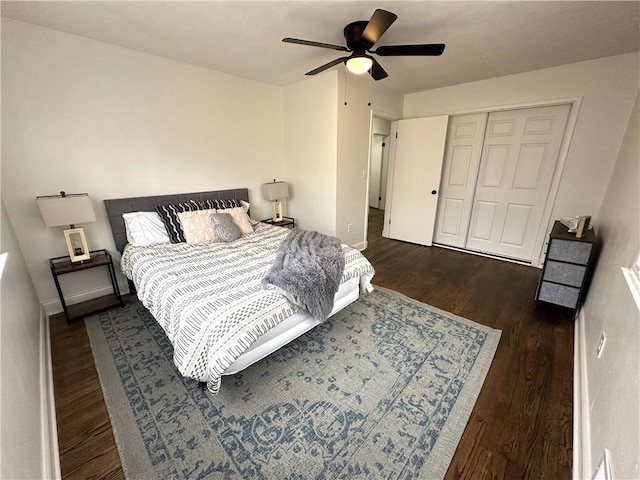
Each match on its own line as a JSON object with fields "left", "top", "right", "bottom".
{"left": 42, "top": 280, "right": 130, "bottom": 316}
{"left": 40, "top": 306, "right": 61, "bottom": 480}
{"left": 353, "top": 240, "right": 367, "bottom": 251}
{"left": 433, "top": 243, "right": 540, "bottom": 267}
{"left": 573, "top": 307, "right": 591, "bottom": 480}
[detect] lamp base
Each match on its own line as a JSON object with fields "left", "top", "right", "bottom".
{"left": 271, "top": 201, "right": 284, "bottom": 222}
{"left": 63, "top": 227, "right": 91, "bottom": 262}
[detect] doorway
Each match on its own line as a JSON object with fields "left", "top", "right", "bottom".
{"left": 368, "top": 117, "right": 391, "bottom": 238}
{"left": 369, "top": 135, "right": 389, "bottom": 209}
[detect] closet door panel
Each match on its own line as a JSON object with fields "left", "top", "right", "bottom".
{"left": 465, "top": 104, "right": 571, "bottom": 261}
{"left": 433, "top": 113, "right": 488, "bottom": 247}
{"left": 439, "top": 198, "right": 464, "bottom": 237}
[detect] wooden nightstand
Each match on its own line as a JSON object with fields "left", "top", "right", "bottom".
{"left": 49, "top": 249, "right": 124, "bottom": 323}
{"left": 262, "top": 217, "right": 295, "bottom": 229}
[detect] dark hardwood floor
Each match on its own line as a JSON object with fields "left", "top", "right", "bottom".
{"left": 50, "top": 209, "right": 573, "bottom": 479}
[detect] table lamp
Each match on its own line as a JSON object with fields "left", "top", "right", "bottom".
{"left": 36, "top": 191, "right": 96, "bottom": 262}
{"left": 261, "top": 180, "right": 289, "bottom": 222}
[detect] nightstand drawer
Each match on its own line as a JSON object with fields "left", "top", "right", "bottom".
{"left": 538, "top": 281, "right": 580, "bottom": 309}
{"left": 547, "top": 239, "right": 592, "bottom": 264}
{"left": 542, "top": 261, "right": 586, "bottom": 287}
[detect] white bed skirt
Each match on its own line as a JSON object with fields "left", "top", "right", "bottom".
{"left": 223, "top": 276, "right": 362, "bottom": 375}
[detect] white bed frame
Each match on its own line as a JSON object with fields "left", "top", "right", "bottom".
{"left": 223, "top": 276, "right": 360, "bottom": 374}
{"left": 104, "top": 188, "right": 364, "bottom": 380}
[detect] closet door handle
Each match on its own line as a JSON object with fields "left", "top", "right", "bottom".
{"left": 431, "top": 190, "right": 437, "bottom": 195}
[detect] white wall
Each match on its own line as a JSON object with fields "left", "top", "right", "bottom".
{"left": 282, "top": 72, "right": 339, "bottom": 235}
{"left": 336, "top": 74, "right": 401, "bottom": 248}
{"left": 0, "top": 200, "right": 58, "bottom": 479}
{"left": 282, "top": 71, "right": 402, "bottom": 245}
{"left": 579, "top": 92, "right": 639, "bottom": 479}
{"left": 403, "top": 53, "right": 639, "bottom": 262}
{"left": 1, "top": 19, "right": 285, "bottom": 312}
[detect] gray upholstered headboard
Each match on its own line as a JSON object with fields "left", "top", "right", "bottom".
{"left": 104, "top": 188, "right": 249, "bottom": 253}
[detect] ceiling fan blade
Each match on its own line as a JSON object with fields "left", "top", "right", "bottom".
{"left": 283, "top": 37, "right": 349, "bottom": 52}
{"left": 370, "top": 58, "right": 388, "bottom": 81}
{"left": 374, "top": 44, "right": 446, "bottom": 56}
{"left": 361, "top": 9, "right": 397, "bottom": 45}
{"left": 305, "top": 56, "right": 350, "bottom": 76}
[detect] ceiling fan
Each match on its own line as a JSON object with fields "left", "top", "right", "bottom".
{"left": 282, "top": 9, "right": 445, "bottom": 81}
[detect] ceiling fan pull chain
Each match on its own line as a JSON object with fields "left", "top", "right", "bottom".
{"left": 344, "top": 67, "right": 348, "bottom": 106}
{"left": 368, "top": 73, "right": 372, "bottom": 107}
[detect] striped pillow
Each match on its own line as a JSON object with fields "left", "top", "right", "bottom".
{"left": 201, "top": 198, "right": 241, "bottom": 210}
{"left": 155, "top": 201, "right": 201, "bottom": 243}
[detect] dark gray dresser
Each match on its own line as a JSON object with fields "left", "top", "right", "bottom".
{"left": 536, "top": 220, "right": 597, "bottom": 310}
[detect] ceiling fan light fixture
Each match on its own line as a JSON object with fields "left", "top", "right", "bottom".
{"left": 346, "top": 55, "right": 373, "bottom": 74}
{"left": 285, "top": 9, "right": 445, "bottom": 81}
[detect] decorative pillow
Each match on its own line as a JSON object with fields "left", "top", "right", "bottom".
{"left": 239, "top": 200, "right": 260, "bottom": 226}
{"left": 217, "top": 206, "right": 254, "bottom": 235}
{"left": 210, "top": 212, "right": 241, "bottom": 242}
{"left": 155, "top": 201, "right": 201, "bottom": 243}
{"left": 201, "top": 198, "right": 241, "bottom": 210}
{"left": 122, "top": 212, "right": 170, "bottom": 246}
{"left": 177, "top": 209, "right": 217, "bottom": 244}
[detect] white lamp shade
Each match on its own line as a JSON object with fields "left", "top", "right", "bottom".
{"left": 36, "top": 193, "right": 96, "bottom": 227}
{"left": 346, "top": 56, "right": 373, "bottom": 75}
{"left": 261, "top": 182, "right": 289, "bottom": 201}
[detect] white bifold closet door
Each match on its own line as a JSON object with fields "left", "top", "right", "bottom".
{"left": 434, "top": 104, "right": 571, "bottom": 262}
{"left": 433, "top": 113, "right": 488, "bottom": 248}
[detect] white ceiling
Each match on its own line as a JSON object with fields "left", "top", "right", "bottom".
{"left": 2, "top": 1, "right": 639, "bottom": 94}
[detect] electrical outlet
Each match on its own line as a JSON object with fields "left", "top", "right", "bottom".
{"left": 597, "top": 332, "right": 606, "bottom": 358}
{"left": 347, "top": 223, "right": 353, "bottom": 233}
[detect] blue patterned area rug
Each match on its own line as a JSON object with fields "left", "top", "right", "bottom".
{"left": 86, "top": 286, "right": 500, "bottom": 480}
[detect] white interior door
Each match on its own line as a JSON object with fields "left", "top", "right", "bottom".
{"left": 466, "top": 104, "right": 571, "bottom": 261}
{"left": 385, "top": 115, "right": 449, "bottom": 246}
{"left": 433, "top": 113, "right": 488, "bottom": 247}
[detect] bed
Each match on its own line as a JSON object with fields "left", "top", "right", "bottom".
{"left": 104, "top": 188, "right": 375, "bottom": 393}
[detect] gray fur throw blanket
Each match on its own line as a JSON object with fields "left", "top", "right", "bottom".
{"left": 262, "top": 229, "right": 345, "bottom": 321}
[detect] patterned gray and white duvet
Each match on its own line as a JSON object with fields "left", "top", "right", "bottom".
{"left": 121, "top": 222, "right": 375, "bottom": 394}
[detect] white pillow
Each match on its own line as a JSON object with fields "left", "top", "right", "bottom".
{"left": 177, "top": 209, "right": 218, "bottom": 244}
{"left": 123, "top": 212, "right": 171, "bottom": 246}
{"left": 239, "top": 200, "right": 260, "bottom": 226}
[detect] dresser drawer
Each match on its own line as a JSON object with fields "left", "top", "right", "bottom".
{"left": 538, "top": 281, "right": 580, "bottom": 309}
{"left": 543, "top": 260, "right": 586, "bottom": 287}
{"left": 547, "top": 239, "right": 592, "bottom": 264}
